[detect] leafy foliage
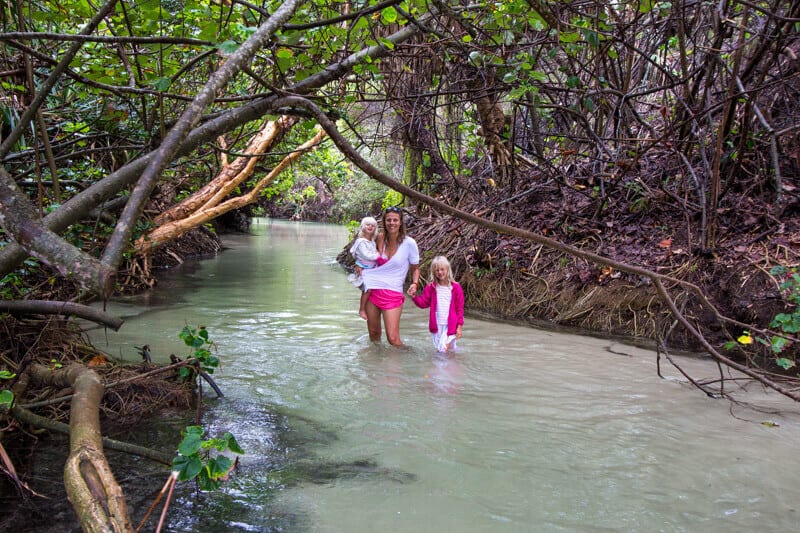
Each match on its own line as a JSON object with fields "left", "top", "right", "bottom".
{"left": 178, "top": 325, "right": 219, "bottom": 376}
{"left": 726, "top": 266, "right": 800, "bottom": 370}
{"left": 172, "top": 425, "right": 244, "bottom": 491}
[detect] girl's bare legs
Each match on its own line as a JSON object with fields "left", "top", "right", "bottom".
{"left": 365, "top": 299, "right": 382, "bottom": 342}
{"left": 382, "top": 306, "right": 404, "bottom": 346}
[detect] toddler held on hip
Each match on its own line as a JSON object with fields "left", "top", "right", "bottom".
{"left": 347, "top": 216, "right": 387, "bottom": 319}
{"left": 409, "top": 255, "right": 464, "bottom": 352}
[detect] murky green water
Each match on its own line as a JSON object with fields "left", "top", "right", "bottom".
{"left": 87, "top": 219, "right": 800, "bottom": 532}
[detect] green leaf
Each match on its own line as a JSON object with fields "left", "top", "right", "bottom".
{"left": 771, "top": 336, "right": 789, "bottom": 354}
{"left": 775, "top": 357, "right": 795, "bottom": 370}
{"left": 218, "top": 40, "right": 239, "bottom": 54}
{"left": 276, "top": 47, "right": 294, "bottom": 59}
{"left": 198, "top": 468, "right": 221, "bottom": 491}
{"left": 178, "top": 433, "right": 203, "bottom": 456}
{"left": 638, "top": 0, "right": 655, "bottom": 13}
{"left": 151, "top": 77, "right": 171, "bottom": 91}
{"left": 208, "top": 455, "right": 232, "bottom": 478}
{"left": 566, "top": 76, "right": 581, "bottom": 88}
{"left": 0, "top": 389, "right": 14, "bottom": 409}
{"left": 173, "top": 455, "right": 203, "bottom": 481}
{"left": 560, "top": 31, "right": 580, "bottom": 44}
{"left": 378, "top": 38, "right": 395, "bottom": 50}
{"left": 224, "top": 432, "right": 245, "bottom": 455}
{"left": 0, "top": 370, "right": 16, "bottom": 379}
{"left": 381, "top": 6, "right": 398, "bottom": 24}
{"left": 584, "top": 30, "right": 599, "bottom": 46}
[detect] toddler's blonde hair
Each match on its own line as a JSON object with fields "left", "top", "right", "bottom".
{"left": 358, "top": 216, "right": 379, "bottom": 241}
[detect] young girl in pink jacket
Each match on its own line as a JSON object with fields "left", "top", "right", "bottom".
{"left": 410, "top": 256, "right": 464, "bottom": 352}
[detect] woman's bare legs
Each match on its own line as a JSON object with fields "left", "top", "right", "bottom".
{"left": 382, "top": 306, "right": 404, "bottom": 346}
{"left": 359, "top": 290, "right": 370, "bottom": 320}
{"left": 365, "top": 299, "right": 382, "bottom": 341}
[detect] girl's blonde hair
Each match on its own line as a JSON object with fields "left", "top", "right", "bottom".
{"left": 358, "top": 216, "right": 379, "bottom": 241}
{"left": 430, "top": 255, "right": 454, "bottom": 285}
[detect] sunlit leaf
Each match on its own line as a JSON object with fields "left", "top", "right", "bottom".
{"left": 381, "top": 6, "right": 398, "bottom": 23}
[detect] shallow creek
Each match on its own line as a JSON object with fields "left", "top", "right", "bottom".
{"left": 85, "top": 219, "right": 800, "bottom": 532}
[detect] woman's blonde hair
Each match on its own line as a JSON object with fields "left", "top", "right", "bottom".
{"left": 430, "top": 255, "right": 454, "bottom": 285}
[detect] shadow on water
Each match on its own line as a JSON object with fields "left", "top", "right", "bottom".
{"left": 2, "top": 395, "right": 415, "bottom": 533}
{"left": 151, "top": 397, "right": 418, "bottom": 532}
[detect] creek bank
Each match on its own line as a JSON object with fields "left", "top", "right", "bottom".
{"left": 338, "top": 193, "right": 798, "bottom": 363}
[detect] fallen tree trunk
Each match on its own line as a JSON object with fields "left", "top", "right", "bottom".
{"left": 135, "top": 126, "right": 327, "bottom": 255}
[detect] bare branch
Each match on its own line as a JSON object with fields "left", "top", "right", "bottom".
{"left": 0, "top": 300, "right": 123, "bottom": 330}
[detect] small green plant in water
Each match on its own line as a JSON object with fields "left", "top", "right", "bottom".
{"left": 178, "top": 325, "right": 219, "bottom": 378}
{"left": 725, "top": 266, "right": 800, "bottom": 370}
{"left": 173, "top": 425, "right": 245, "bottom": 491}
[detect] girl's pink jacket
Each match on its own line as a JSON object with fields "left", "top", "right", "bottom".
{"left": 411, "top": 282, "right": 465, "bottom": 335}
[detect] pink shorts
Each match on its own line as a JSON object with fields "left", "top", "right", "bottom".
{"left": 369, "top": 289, "right": 405, "bottom": 310}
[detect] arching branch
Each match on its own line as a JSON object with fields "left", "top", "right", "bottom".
{"left": 274, "top": 94, "right": 800, "bottom": 403}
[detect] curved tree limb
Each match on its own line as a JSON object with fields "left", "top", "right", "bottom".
{"left": 0, "top": 10, "right": 431, "bottom": 279}
{"left": 154, "top": 115, "right": 298, "bottom": 225}
{"left": 0, "top": 166, "right": 116, "bottom": 297}
{"left": 275, "top": 94, "right": 800, "bottom": 403}
{"left": 0, "top": 300, "right": 123, "bottom": 330}
{"left": 25, "top": 363, "right": 132, "bottom": 531}
{"left": 136, "top": 126, "right": 327, "bottom": 254}
{"left": 100, "top": 0, "right": 304, "bottom": 273}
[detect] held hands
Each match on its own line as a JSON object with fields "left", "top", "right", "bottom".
{"left": 406, "top": 281, "right": 419, "bottom": 296}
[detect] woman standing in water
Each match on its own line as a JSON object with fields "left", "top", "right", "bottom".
{"left": 361, "top": 206, "right": 420, "bottom": 346}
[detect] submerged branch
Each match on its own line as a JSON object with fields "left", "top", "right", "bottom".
{"left": 11, "top": 404, "right": 173, "bottom": 465}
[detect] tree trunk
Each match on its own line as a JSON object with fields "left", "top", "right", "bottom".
{"left": 28, "top": 363, "right": 133, "bottom": 532}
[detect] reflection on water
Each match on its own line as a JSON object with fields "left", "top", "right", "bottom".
{"left": 87, "top": 219, "right": 800, "bottom": 532}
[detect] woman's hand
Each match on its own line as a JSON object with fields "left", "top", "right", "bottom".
{"left": 456, "top": 325, "right": 462, "bottom": 339}
{"left": 406, "top": 282, "right": 418, "bottom": 296}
